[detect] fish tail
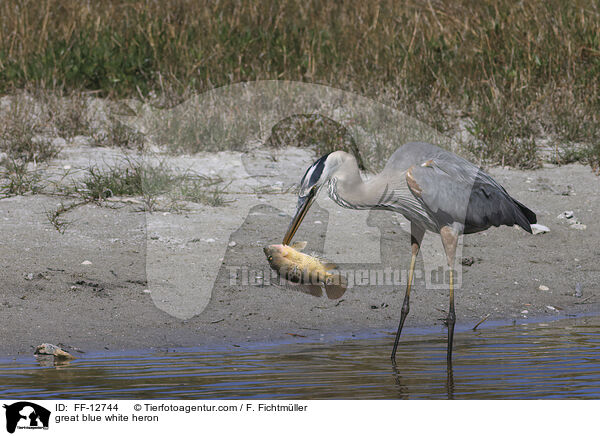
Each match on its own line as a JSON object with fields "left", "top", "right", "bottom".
{"left": 324, "top": 273, "right": 348, "bottom": 300}
{"left": 302, "top": 284, "right": 324, "bottom": 298}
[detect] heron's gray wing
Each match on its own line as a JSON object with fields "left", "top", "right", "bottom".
{"left": 407, "top": 159, "right": 536, "bottom": 233}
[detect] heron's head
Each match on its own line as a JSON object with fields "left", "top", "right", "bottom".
{"left": 283, "top": 151, "right": 347, "bottom": 244}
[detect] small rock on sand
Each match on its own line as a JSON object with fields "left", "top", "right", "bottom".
{"left": 81, "top": 260, "right": 92, "bottom": 265}
{"left": 538, "top": 285, "right": 550, "bottom": 291}
{"left": 557, "top": 211, "right": 586, "bottom": 230}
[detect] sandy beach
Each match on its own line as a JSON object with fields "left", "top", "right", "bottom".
{"left": 1, "top": 144, "right": 598, "bottom": 357}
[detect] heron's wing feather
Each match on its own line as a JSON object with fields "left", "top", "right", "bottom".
{"left": 408, "top": 159, "right": 536, "bottom": 233}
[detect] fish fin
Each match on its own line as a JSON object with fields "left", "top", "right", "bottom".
{"left": 299, "top": 284, "right": 323, "bottom": 297}
{"left": 324, "top": 274, "right": 348, "bottom": 300}
{"left": 322, "top": 262, "right": 337, "bottom": 270}
{"left": 290, "top": 241, "right": 307, "bottom": 251}
{"left": 276, "top": 279, "right": 323, "bottom": 298}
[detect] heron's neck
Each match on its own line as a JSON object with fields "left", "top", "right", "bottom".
{"left": 327, "top": 156, "right": 386, "bottom": 210}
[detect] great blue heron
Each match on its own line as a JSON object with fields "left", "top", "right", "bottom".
{"left": 282, "top": 142, "right": 537, "bottom": 362}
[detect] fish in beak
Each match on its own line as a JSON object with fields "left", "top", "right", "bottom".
{"left": 263, "top": 241, "right": 347, "bottom": 299}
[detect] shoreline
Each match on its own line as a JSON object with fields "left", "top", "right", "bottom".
{"left": 2, "top": 311, "right": 598, "bottom": 360}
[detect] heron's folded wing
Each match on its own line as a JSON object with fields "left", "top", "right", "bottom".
{"left": 408, "top": 159, "right": 534, "bottom": 233}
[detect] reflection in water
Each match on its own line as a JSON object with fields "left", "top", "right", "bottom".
{"left": 390, "top": 364, "right": 408, "bottom": 400}
{"left": 0, "top": 317, "right": 599, "bottom": 399}
{"left": 446, "top": 363, "right": 455, "bottom": 400}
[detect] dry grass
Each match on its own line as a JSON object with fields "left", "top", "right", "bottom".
{"left": 0, "top": 0, "right": 599, "bottom": 168}
{"left": 78, "top": 159, "right": 229, "bottom": 210}
{"left": 268, "top": 114, "right": 367, "bottom": 170}
{"left": 0, "top": 96, "right": 60, "bottom": 163}
{"left": 0, "top": 160, "right": 43, "bottom": 197}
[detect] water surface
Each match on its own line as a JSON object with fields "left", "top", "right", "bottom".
{"left": 1, "top": 316, "right": 599, "bottom": 399}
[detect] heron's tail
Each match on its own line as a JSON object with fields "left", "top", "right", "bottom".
{"left": 324, "top": 274, "right": 348, "bottom": 300}
{"left": 513, "top": 199, "right": 537, "bottom": 233}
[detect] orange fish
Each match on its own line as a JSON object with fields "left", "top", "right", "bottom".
{"left": 263, "top": 242, "right": 347, "bottom": 299}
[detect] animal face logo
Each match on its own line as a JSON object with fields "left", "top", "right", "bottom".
{"left": 3, "top": 402, "right": 50, "bottom": 433}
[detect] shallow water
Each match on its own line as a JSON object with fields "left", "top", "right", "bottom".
{"left": 1, "top": 316, "right": 599, "bottom": 399}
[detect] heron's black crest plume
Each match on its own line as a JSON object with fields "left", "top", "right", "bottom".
{"left": 299, "top": 152, "right": 331, "bottom": 196}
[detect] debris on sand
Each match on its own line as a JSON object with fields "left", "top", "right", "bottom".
{"left": 538, "top": 285, "right": 550, "bottom": 291}
{"left": 285, "top": 332, "right": 306, "bottom": 338}
{"left": 557, "top": 211, "right": 574, "bottom": 220}
{"left": 23, "top": 272, "right": 49, "bottom": 281}
{"left": 569, "top": 222, "right": 587, "bottom": 230}
{"left": 472, "top": 314, "right": 490, "bottom": 330}
{"left": 461, "top": 256, "right": 475, "bottom": 266}
{"left": 34, "top": 343, "right": 75, "bottom": 361}
{"left": 557, "top": 211, "right": 586, "bottom": 230}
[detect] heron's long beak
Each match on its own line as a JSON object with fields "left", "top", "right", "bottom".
{"left": 283, "top": 190, "right": 316, "bottom": 245}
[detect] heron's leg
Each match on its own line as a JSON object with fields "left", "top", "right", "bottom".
{"left": 447, "top": 269, "right": 456, "bottom": 362}
{"left": 440, "top": 226, "right": 458, "bottom": 363}
{"left": 391, "top": 223, "right": 425, "bottom": 361}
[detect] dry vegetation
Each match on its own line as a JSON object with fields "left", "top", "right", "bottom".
{"left": 0, "top": 0, "right": 599, "bottom": 170}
